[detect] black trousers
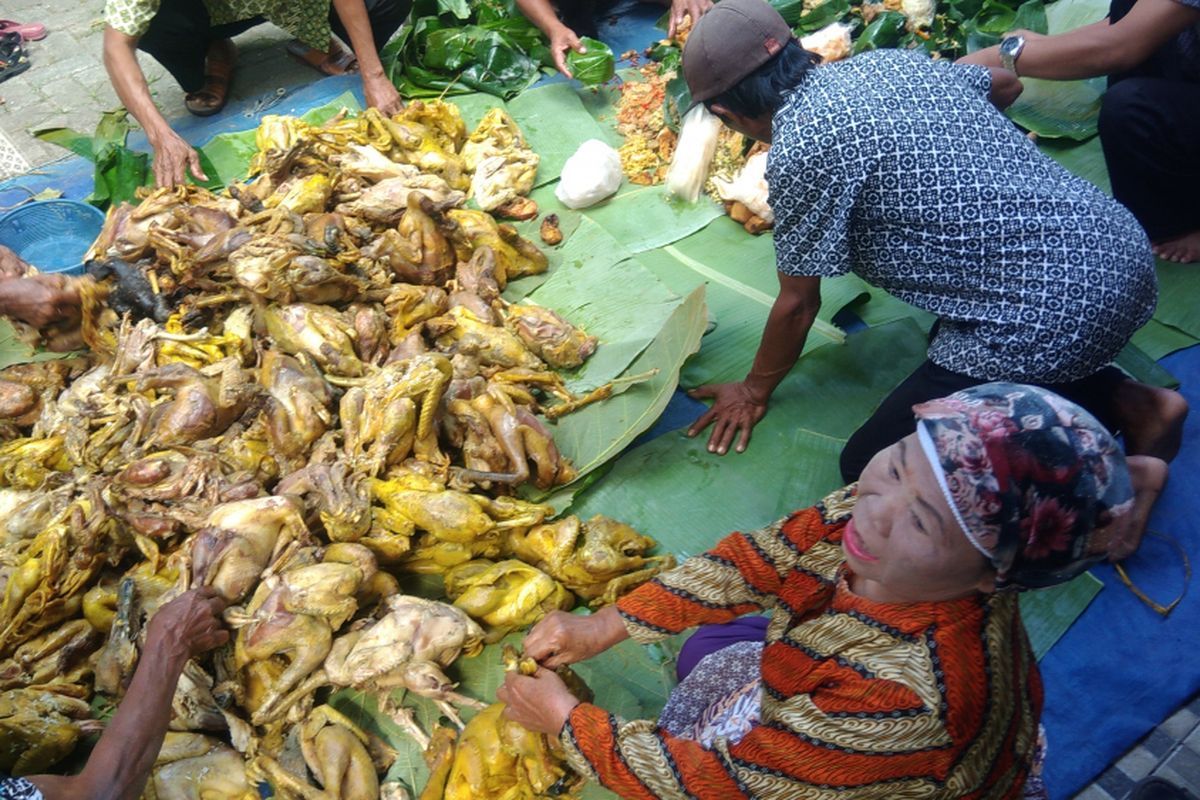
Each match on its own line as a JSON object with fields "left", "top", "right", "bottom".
{"left": 137, "top": 0, "right": 410, "bottom": 93}
{"left": 1097, "top": 0, "right": 1200, "bottom": 241}
{"left": 838, "top": 358, "right": 1128, "bottom": 483}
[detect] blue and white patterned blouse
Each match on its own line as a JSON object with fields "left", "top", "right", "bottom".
{"left": 767, "top": 49, "right": 1157, "bottom": 384}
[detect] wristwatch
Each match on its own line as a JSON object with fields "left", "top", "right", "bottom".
{"left": 999, "top": 35, "right": 1026, "bottom": 75}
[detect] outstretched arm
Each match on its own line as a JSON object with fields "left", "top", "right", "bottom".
{"left": 958, "top": 0, "right": 1200, "bottom": 79}
{"left": 687, "top": 273, "right": 822, "bottom": 455}
{"left": 102, "top": 26, "right": 207, "bottom": 187}
{"left": 515, "top": 0, "right": 585, "bottom": 77}
{"left": 331, "top": 0, "right": 403, "bottom": 115}
{"left": 26, "top": 588, "right": 229, "bottom": 800}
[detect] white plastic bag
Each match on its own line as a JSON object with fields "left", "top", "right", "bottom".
{"left": 555, "top": 139, "right": 623, "bottom": 209}
{"left": 665, "top": 104, "right": 723, "bottom": 203}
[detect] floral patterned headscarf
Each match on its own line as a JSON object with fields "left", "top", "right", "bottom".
{"left": 913, "top": 383, "right": 1133, "bottom": 591}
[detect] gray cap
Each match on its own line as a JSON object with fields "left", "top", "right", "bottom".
{"left": 682, "top": 0, "right": 795, "bottom": 104}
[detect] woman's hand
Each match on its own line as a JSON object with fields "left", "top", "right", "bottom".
{"left": 144, "top": 586, "right": 229, "bottom": 664}
{"left": 498, "top": 667, "right": 581, "bottom": 735}
{"left": 362, "top": 70, "right": 403, "bottom": 116}
{"left": 0, "top": 274, "right": 81, "bottom": 328}
{"left": 523, "top": 606, "right": 629, "bottom": 668}
{"left": 148, "top": 126, "right": 207, "bottom": 188}
{"left": 669, "top": 0, "right": 713, "bottom": 38}
{"left": 686, "top": 381, "right": 769, "bottom": 455}
{"left": 549, "top": 24, "right": 585, "bottom": 78}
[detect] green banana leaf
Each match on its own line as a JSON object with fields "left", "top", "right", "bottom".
{"left": 534, "top": 285, "right": 708, "bottom": 509}
{"left": 566, "top": 319, "right": 931, "bottom": 542}
{"left": 34, "top": 110, "right": 150, "bottom": 209}
{"left": 524, "top": 253, "right": 686, "bottom": 391}
{"left": 1005, "top": 0, "right": 1110, "bottom": 140}
{"left": 1114, "top": 341, "right": 1181, "bottom": 389}
{"left": 1019, "top": 573, "right": 1103, "bottom": 659}
{"left": 508, "top": 84, "right": 615, "bottom": 186}
{"left": 576, "top": 183, "right": 725, "bottom": 254}
{"left": 0, "top": 319, "right": 78, "bottom": 370}
{"left": 853, "top": 11, "right": 908, "bottom": 54}
{"left": 567, "top": 37, "right": 617, "bottom": 86}
{"left": 633, "top": 217, "right": 854, "bottom": 386}
{"left": 1131, "top": 319, "right": 1200, "bottom": 361}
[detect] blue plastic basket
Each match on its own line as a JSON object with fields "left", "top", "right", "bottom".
{"left": 0, "top": 199, "right": 106, "bottom": 276}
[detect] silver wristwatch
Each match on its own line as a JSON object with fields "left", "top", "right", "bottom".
{"left": 999, "top": 35, "right": 1026, "bottom": 74}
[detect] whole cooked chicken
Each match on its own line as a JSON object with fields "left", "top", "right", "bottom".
{"left": 502, "top": 302, "right": 598, "bottom": 369}
{"left": 443, "top": 559, "right": 573, "bottom": 641}
{"left": 252, "top": 704, "right": 380, "bottom": 800}
{"left": 264, "top": 304, "right": 365, "bottom": 378}
{"left": 145, "top": 732, "right": 256, "bottom": 800}
{"left": 190, "top": 495, "right": 310, "bottom": 603}
{"left": 506, "top": 515, "right": 675, "bottom": 605}
{"left": 0, "top": 688, "right": 101, "bottom": 775}
{"left": 261, "top": 350, "right": 335, "bottom": 469}
{"left": 323, "top": 595, "right": 485, "bottom": 726}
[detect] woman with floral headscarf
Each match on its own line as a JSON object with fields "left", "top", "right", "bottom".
{"left": 497, "top": 383, "right": 1132, "bottom": 800}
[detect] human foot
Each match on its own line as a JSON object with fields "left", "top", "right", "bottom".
{"left": 1112, "top": 380, "right": 1188, "bottom": 461}
{"left": 1151, "top": 229, "right": 1200, "bottom": 264}
{"left": 185, "top": 38, "right": 236, "bottom": 117}
{"left": 285, "top": 39, "right": 357, "bottom": 76}
{"left": 1106, "top": 455, "right": 1168, "bottom": 562}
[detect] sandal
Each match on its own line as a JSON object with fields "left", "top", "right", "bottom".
{"left": 185, "top": 38, "right": 236, "bottom": 117}
{"left": 0, "top": 20, "right": 47, "bottom": 43}
{"left": 0, "top": 32, "right": 30, "bottom": 84}
{"left": 285, "top": 39, "right": 358, "bottom": 76}
{"left": 1132, "top": 777, "right": 1196, "bottom": 800}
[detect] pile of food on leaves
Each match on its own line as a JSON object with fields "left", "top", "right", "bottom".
{"left": 0, "top": 100, "right": 675, "bottom": 799}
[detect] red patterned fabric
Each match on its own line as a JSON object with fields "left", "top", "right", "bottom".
{"left": 559, "top": 486, "right": 1042, "bottom": 799}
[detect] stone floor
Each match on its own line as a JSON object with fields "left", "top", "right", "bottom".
{"left": 0, "top": 0, "right": 312, "bottom": 178}
{"left": 0, "top": 2, "right": 1197, "bottom": 799}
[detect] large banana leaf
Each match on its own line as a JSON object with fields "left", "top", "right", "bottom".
{"left": 535, "top": 285, "right": 708, "bottom": 509}
{"left": 1131, "top": 319, "right": 1200, "bottom": 361}
{"left": 634, "top": 217, "right": 857, "bottom": 386}
{"left": 508, "top": 83, "right": 616, "bottom": 186}
{"left": 1019, "top": 573, "right": 1103, "bottom": 659}
{"left": 565, "top": 319, "right": 932, "bottom": 542}
{"left": 525, "top": 255, "right": 682, "bottom": 390}
{"left": 1005, "top": 0, "right": 1110, "bottom": 140}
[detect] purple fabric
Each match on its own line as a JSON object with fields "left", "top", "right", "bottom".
{"left": 676, "top": 616, "right": 769, "bottom": 681}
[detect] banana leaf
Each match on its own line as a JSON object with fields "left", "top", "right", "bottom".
{"left": 793, "top": 0, "right": 852, "bottom": 33}
{"left": 1019, "top": 573, "right": 1102, "bottom": 660}
{"left": 576, "top": 183, "right": 725, "bottom": 254}
{"left": 1150, "top": 258, "right": 1200, "bottom": 341}
{"left": 1005, "top": 0, "right": 1110, "bottom": 140}
{"left": 0, "top": 319, "right": 78, "bottom": 369}
{"left": 508, "top": 84, "right": 615, "bottom": 186}
{"left": 566, "top": 319, "right": 931, "bottom": 541}
{"left": 1131, "top": 319, "right": 1200, "bottom": 361}
{"left": 525, "top": 254, "right": 685, "bottom": 391}
{"left": 853, "top": 11, "right": 908, "bottom": 54}
{"left": 1114, "top": 341, "right": 1181, "bottom": 389}
{"left": 34, "top": 110, "right": 150, "bottom": 209}
{"left": 632, "top": 217, "right": 854, "bottom": 386}
{"left": 567, "top": 37, "right": 616, "bottom": 86}
{"left": 534, "top": 285, "right": 707, "bottom": 509}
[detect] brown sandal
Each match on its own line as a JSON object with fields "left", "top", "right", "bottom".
{"left": 185, "top": 38, "right": 236, "bottom": 117}
{"left": 285, "top": 39, "right": 358, "bottom": 76}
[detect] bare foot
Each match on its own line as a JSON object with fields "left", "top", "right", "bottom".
{"left": 1107, "top": 455, "right": 1168, "bottom": 562}
{"left": 1112, "top": 380, "right": 1188, "bottom": 461}
{"left": 1151, "top": 229, "right": 1200, "bottom": 264}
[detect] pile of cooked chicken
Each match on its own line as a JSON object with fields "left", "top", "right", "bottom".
{"left": 0, "top": 101, "right": 674, "bottom": 799}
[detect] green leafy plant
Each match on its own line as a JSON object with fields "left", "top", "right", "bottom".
{"left": 567, "top": 37, "right": 616, "bottom": 85}
{"left": 380, "top": 0, "right": 552, "bottom": 98}
{"left": 34, "top": 110, "right": 151, "bottom": 210}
